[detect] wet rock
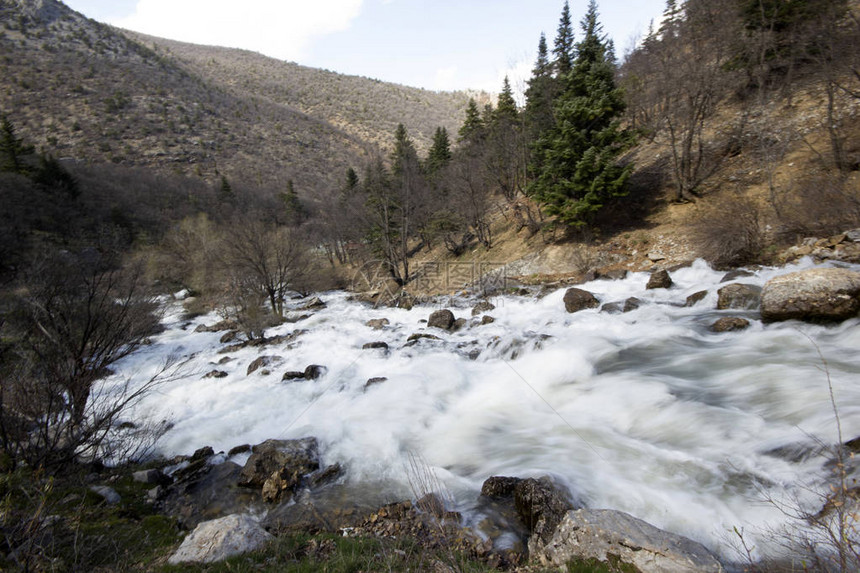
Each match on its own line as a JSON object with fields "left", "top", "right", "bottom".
{"left": 717, "top": 283, "right": 762, "bottom": 310}
{"left": 720, "top": 269, "right": 755, "bottom": 282}
{"left": 217, "top": 356, "right": 233, "bottom": 365}
{"left": 228, "top": 444, "right": 251, "bottom": 457}
{"left": 219, "top": 331, "right": 240, "bottom": 344}
{"left": 89, "top": 485, "right": 121, "bottom": 505}
{"left": 623, "top": 297, "right": 642, "bottom": 312}
{"left": 514, "top": 477, "right": 575, "bottom": 546}
{"left": 646, "top": 269, "right": 673, "bottom": 289}
{"left": 472, "top": 301, "right": 496, "bottom": 316}
{"left": 711, "top": 317, "right": 751, "bottom": 332}
{"left": 246, "top": 355, "right": 282, "bottom": 376}
{"left": 203, "top": 370, "right": 228, "bottom": 379}
{"left": 428, "top": 309, "right": 455, "bottom": 330}
{"left": 685, "top": 290, "right": 708, "bottom": 307}
{"left": 304, "top": 364, "right": 327, "bottom": 380}
{"left": 168, "top": 514, "right": 272, "bottom": 565}
{"left": 602, "top": 297, "right": 642, "bottom": 314}
{"left": 160, "top": 461, "right": 258, "bottom": 529}
{"left": 762, "top": 268, "right": 860, "bottom": 322}
{"left": 238, "top": 438, "right": 320, "bottom": 503}
{"left": 535, "top": 509, "right": 724, "bottom": 573}
{"left": 846, "top": 228, "right": 860, "bottom": 242}
{"left": 480, "top": 476, "right": 521, "bottom": 499}
{"left": 305, "top": 463, "right": 343, "bottom": 489}
{"left": 299, "top": 296, "right": 326, "bottom": 310}
{"left": 563, "top": 288, "right": 599, "bottom": 313}
{"left": 282, "top": 371, "right": 305, "bottom": 381}
{"left": 481, "top": 315, "right": 495, "bottom": 325}
{"left": 405, "top": 333, "right": 442, "bottom": 346}
{"left": 365, "top": 318, "right": 390, "bottom": 330}
{"left": 364, "top": 377, "right": 388, "bottom": 389}
{"left": 362, "top": 341, "right": 389, "bottom": 350}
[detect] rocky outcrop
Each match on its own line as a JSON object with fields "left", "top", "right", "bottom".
{"left": 168, "top": 514, "right": 272, "bottom": 564}
{"left": 428, "top": 309, "right": 456, "bottom": 330}
{"left": 238, "top": 438, "right": 320, "bottom": 503}
{"left": 563, "top": 288, "right": 600, "bottom": 313}
{"left": 716, "top": 283, "right": 762, "bottom": 310}
{"left": 535, "top": 509, "right": 724, "bottom": 573}
{"left": 646, "top": 269, "right": 673, "bottom": 290}
{"left": 761, "top": 268, "right": 860, "bottom": 322}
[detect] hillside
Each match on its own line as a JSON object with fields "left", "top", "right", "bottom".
{"left": 130, "top": 34, "right": 482, "bottom": 155}
{"left": 0, "top": 0, "right": 472, "bottom": 196}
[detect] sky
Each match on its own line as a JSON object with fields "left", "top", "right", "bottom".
{"left": 61, "top": 0, "right": 665, "bottom": 96}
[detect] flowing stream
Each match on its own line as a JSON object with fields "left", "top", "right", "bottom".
{"left": 105, "top": 257, "right": 860, "bottom": 562}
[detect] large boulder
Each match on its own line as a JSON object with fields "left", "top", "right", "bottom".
{"left": 716, "top": 283, "right": 762, "bottom": 310}
{"left": 168, "top": 514, "right": 272, "bottom": 564}
{"left": 563, "top": 288, "right": 600, "bottom": 313}
{"left": 761, "top": 268, "right": 860, "bottom": 322}
{"left": 535, "top": 509, "right": 724, "bottom": 573}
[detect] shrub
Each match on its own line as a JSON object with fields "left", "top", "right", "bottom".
{"left": 690, "top": 194, "right": 763, "bottom": 268}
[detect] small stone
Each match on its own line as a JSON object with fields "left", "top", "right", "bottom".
{"left": 364, "top": 377, "right": 388, "bottom": 389}
{"left": 219, "top": 331, "right": 240, "bottom": 344}
{"left": 89, "top": 485, "right": 121, "bottom": 505}
{"left": 203, "top": 370, "right": 228, "bottom": 379}
{"left": 471, "top": 301, "right": 496, "bottom": 316}
{"left": 365, "top": 318, "right": 390, "bottom": 330}
{"left": 481, "top": 315, "right": 495, "bottom": 325}
{"left": 282, "top": 371, "right": 305, "bottom": 381}
{"left": 711, "top": 317, "right": 751, "bottom": 332}
{"left": 362, "top": 341, "right": 389, "bottom": 350}
{"left": 228, "top": 444, "right": 251, "bottom": 457}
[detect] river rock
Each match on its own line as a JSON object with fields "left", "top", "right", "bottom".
{"left": 716, "top": 283, "right": 762, "bottom": 310}
{"left": 168, "top": 514, "right": 272, "bottom": 564}
{"left": 514, "top": 477, "right": 575, "bottom": 547}
{"left": 304, "top": 364, "right": 327, "bottom": 380}
{"left": 685, "top": 290, "right": 708, "bottom": 307}
{"left": 563, "top": 288, "right": 600, "bottom": 313}
{"left": 299, "top": 296, "right": 326, "bottom": 310}
{"left": 282, "top": 371, "right": 305, "bottom": 381}
{"left": 362, "top": 341, "right": 389, "bottom": 350}
{"left": 365, "top": 318, "right": 390, "bottom": 330}
{"left": 535, "top": 509, "right": 724, "bottom": 573}
{"left": 720, "top": 270, "right": 755, "bottom": 282}
{"left": 601, "top": 297, "right": 641, "bottom": 314}
{"left": 472, "top": 301, "right": 496, "bottom": 316}
{"left": 203, "top": 370, "right": 228, "bottom": 379}
{"left": 481, "top": 476, "right": 521, "bottom": 499}
{"left": 133, "top": 468, "right": 171, "bottom": 486}
{"left": 646, "top": 269, "right": 673, "bottom": 289}
{"left": 710, "top": 317, "right": 751, "bottom": 332}
{"left": 364, "top": 377, "right": 388, "bottom": 389}
{"left": 247, "top": 355, "right": 282, "bottom": 376}
{"left": 428, "top": 309, "right": 455, "bottom": 330}
{"left": 761, "top": 268, "right": 860, "bottom": 322}
{"left": 238, "top": 437, "right": 320, "bottom": 493}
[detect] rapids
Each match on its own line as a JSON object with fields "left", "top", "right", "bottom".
{"left": 104, "top": 257, "right": 860, "bottom": 562}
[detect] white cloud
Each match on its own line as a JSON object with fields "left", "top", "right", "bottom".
{"left": 112, "top": 0, "right": 364, "bottom": 61}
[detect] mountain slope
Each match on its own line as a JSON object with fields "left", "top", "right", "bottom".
{"left": 0, "top": 0, "right": 472, "bottom": 196}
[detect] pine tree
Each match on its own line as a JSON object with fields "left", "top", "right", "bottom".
{"left": 344, "top": 167, "right": 360, "bottom": 193}
{"left": 426, "top": 126, "right": 452, "bottom": 174}
{"left": 495, "top": 76, "right": 519, "bottom": 124}
{"left": 529, "top": 0, "right": 633, "bottom": 227}
{"left": 218, "top": 175, "right": 234, "bottom": 203}
{"left": 0, "top": 115, "right": 33, "bottom": 174}
{"left": 553, "top": 1, "right": 575, "bottom": 77}
{"left": 458, "top": 98, "right": 484, "bottom": 143}
{"left": 280, "top": 179, "right": 305, "bottom": 226}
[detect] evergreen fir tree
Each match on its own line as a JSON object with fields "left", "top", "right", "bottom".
{"left": 528, "top": 0, "right": 633, "bottom": 227}
{"left": 495, "top": 76, "right": 519, "bottom": 124}
{"left": 426, "top": 126, "right": 452, "bottom": 174}
{"left": 458, "top": 98, "right": 484, "bottom": 143}
{"left": 552, "top": 1, "right": 575, "bottom": 77}
{"left": 344, "top": 167, "right": 360, "bottom": 193}
{"left": 218, "top": 175, "right": 234, "bottom": 203}
{"left": 0, "top": 115, "right": 33, "bottom": 174}
{"left": 281, "top": 179, "right": 305, "bottom": 226}
{"left": 524, "top": 33, "right": 557, "bottom": 178}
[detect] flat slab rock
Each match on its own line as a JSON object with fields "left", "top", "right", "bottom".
{"left": 761, "top": 268, "right": 860, "bottom": 322}
{"left": 168, "top": 513, "right": 272, "bottom": 564}
{"left": 536, "top": 509, "right": 724, "bottom": 573}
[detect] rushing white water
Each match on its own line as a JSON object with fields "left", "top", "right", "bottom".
{"left": 104, "top": 257, "right": 860, "bottom": 561}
